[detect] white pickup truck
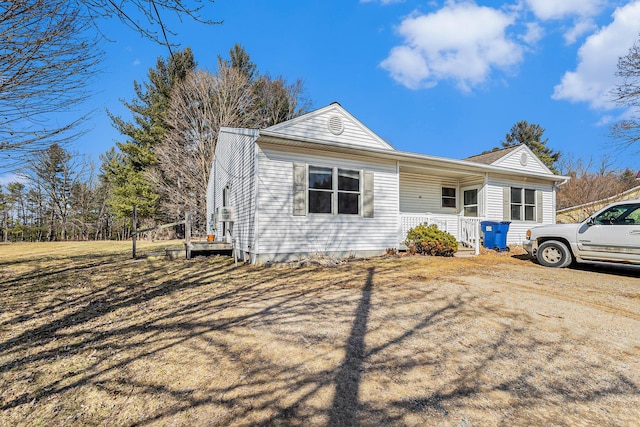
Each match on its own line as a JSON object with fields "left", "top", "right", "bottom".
{"left": 523, "top": 200, "right": 640, "bottom": 268}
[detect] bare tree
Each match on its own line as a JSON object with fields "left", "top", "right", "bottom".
{"left": 557, "top": 155, "right": 637, "bottom": 214}
{"left": 1, "top": 0, "right": 220, "bottom": 168}
{"left": 611, "top": 35, "right": 640, "bottom": 149}
{"left": 80, "top": 0, "right": 221, "bottom": 52}
{"left": 252, "top": 75, "right": 312, "bottom": 128}
{"left": 150, "top": 65, "right": 256, "bottom": 224}
{"left": 0, "top": 1, "right": 101, "bottom": 167}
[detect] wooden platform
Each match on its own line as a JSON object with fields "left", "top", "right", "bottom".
{"left": 184, "top": 241, "right": 233, "bottom": 259}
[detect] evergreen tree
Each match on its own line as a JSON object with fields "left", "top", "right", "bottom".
{"left": 618, "top": 167, "right": 639, "bottom": 189}
{"left": 502, "top": 120, "right": 561, "bottom": 173}
{"left": 25, "top": 144, "right": 78, "bottom": 240}
{"left": 104, "top": 48, "right": 196, "bottom": 221}
{"left": 218, "top": 43, "right": 259, "bottom": 82}
{"left": 7, "top": 182, "right": 27, "bottom": 241}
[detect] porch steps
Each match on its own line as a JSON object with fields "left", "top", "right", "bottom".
{"left": 454, "top": 245, "right": 477, "bottom": 258}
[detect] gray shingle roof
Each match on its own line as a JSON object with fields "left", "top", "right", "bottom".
{"left": 464, "top": 145, "right": 521, "bottom": 165}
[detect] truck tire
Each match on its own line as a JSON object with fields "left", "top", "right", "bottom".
{"left": 536, "top": 240, "right": 573, "bottom": 268}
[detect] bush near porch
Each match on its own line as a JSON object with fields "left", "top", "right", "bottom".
{"left": 405, "top": 223, "right": 458, "bottom": 257}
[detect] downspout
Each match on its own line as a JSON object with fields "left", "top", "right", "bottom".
{"left": 483, "top": 172, "right": 489, "bottom": 219}
{"left": 396, "top": 161, "right": 401, "bottom": 246}
{"left": 552, "top": 178, "right": 569, "bottom": 224}
{"left": 252, "top": 136, "right": 260, "bottom": 264}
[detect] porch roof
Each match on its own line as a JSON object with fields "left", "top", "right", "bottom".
{"left": 257, "top": 130, "right": 570, "bottom": 183}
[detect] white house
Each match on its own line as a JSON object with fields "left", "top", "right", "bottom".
{"left": 206, "top": 103, "right": 568, "bottom": 264}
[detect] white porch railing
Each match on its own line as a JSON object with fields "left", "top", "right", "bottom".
{"left": 458, "top": 217, "right": 482, "bottom": 255}
{"left": 400, "top": 213, "right": 483, "bottom": 255}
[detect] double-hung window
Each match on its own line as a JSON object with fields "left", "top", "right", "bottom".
{"left": 337, "top": 169, "right": 360, "bottom": 214}
{"left": 308, "top": 166, "right": 361, "bottom": 215}
{"left": 308, "top": 166, "right": 333, "bottom": 214}
{"left": 510, "top": 188, "right": 536, "bottom": 221}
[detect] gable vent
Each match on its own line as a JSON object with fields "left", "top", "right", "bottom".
{"left": 328, "top": 115, "right": 344, "bottom": 135}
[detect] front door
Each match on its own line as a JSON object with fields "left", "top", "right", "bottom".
{"left": 577, "top": 202, "right": 640, "bottom": 262}
{"left": 462, "top": 187, "right": 479, "bottom": 217}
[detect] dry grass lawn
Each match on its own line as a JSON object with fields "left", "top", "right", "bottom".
{"left": 0, "top": 241, "right": 638, "bottom": 426}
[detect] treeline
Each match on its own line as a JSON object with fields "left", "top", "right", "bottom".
{"left": 557, "top": 157, "right": 639, "bottom": 210}
{"left": 0, "top": 44, "right": 310, "bottom": 242}
{"left": 0, "top": 144, "right": 116, "bottom": 242}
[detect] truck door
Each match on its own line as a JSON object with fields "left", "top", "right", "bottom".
{"left": 577, "top": 202, "right": 640, "bottom": 263}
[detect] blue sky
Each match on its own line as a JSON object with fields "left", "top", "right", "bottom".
{"left": 6, "top": 0, "right": 640, "bottom": 184}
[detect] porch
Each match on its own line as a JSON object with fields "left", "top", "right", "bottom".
{"left": 399, "top": 213, "right": 483, "bottom": 255}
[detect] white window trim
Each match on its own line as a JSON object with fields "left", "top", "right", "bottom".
{"left": 441, "top": 186, "right": 457, "bottom": 209}
{"left": 508, "top": 187, "right": 540, "bottom": 222}
{"left": 461, "top": 186, "right": 481, "bottom": 217}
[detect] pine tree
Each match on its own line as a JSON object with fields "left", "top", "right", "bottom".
{"left": 104, "top": 48, "right": 196, "bottom": 222}
{"left": 502, "top": 120, "right": 561, "bottom": 173}
{"left": 218, "top": 43, "right": 259, "bottom": 82}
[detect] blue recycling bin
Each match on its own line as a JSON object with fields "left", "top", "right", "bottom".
{"left": 481, "top": 221, "right": 511, "bottom": 251}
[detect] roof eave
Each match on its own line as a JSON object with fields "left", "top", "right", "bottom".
{"left": 257, "top": 130, "right": 570, "bottom": 182}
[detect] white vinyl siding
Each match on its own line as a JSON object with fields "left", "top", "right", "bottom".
{"left": 208, "top": 129, "right": 258, "bottom": 256}
{"left": 256, "top": 145, "right": 398, "bottom": 258}
{"left": 492, "top": 146, "right": 552, "bottom": 174}
{"left": 265, "top": 105, "right": 392, "bottom": 150}
{"left": 399, "top": 172, "right": 459, "bottom": 214}
{"left": 486, "top": 175, "right": 555, "bottom": 244}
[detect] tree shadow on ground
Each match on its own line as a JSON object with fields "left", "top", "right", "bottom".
{"left": 1, "top": 255, "right": 638, "bottom": 426}
{"left": 512, "top": 252, "right": 640, "bottom": 278}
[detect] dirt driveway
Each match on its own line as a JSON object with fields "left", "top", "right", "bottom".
{"left": 0, "top": 242, "right": 638, "bottom": 426}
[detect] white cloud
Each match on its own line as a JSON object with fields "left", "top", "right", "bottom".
{"left": 596, "top": 114, "right": 616, "bottom": 126}
{"left": 524, "top": 0, "right": 605, "bottom": 45}
{"left": 381, "top": 46, "right": 434, "bottom": 89}
{"left": 563, "top": 19, "right": 597, "bottom": 45}
{"left": 524, "top": 0, "right": 604, "bottom": 20}
{"left": 380, "top": 2, "right": 522, "bottom": 91}
{"left": 521, "top": 21, "right": 544, "bottom": 45}
{"left": 0, "top": 173, "right": 26, "bottom": 187}
{"left": 552, "top": 0, "right": 640, "bottom": 110}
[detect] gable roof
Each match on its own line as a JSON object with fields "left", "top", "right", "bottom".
{"left": 465, "top": 145, "right": 520, "bottom": 165}
{"left": 224, "top": 102, "right": 568, "bottom": 183}
{"left": 466, "top": 144, "right": 553, "bottom": 175}
{"left": 264, "top": 102, "right": 394, "bottom": 151}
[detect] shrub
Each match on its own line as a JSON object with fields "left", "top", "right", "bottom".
{"left": 405, "top": 223, "right": 458, "bottom": 257}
